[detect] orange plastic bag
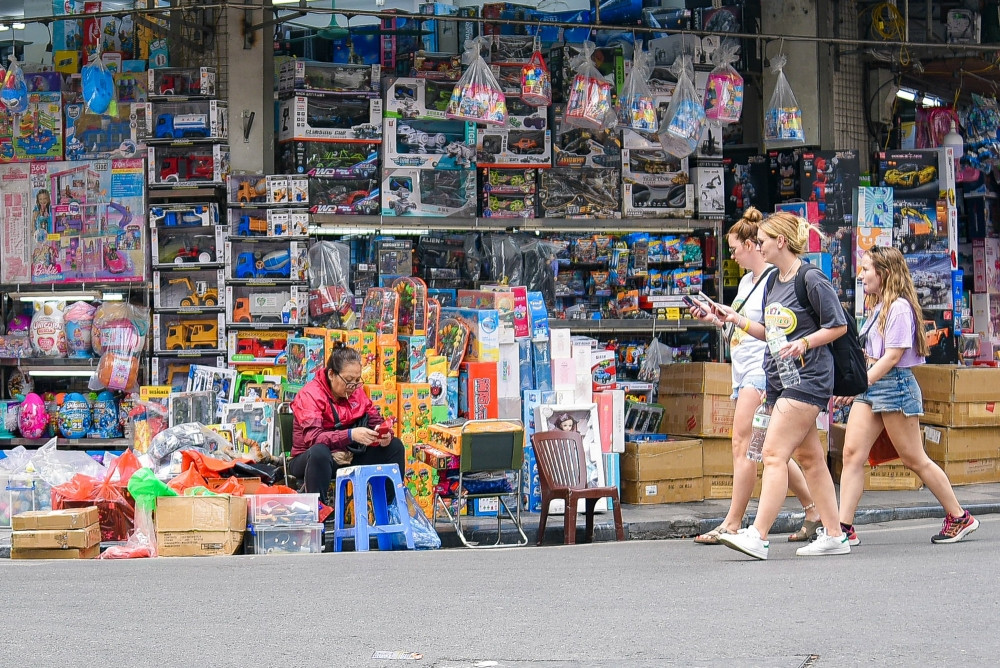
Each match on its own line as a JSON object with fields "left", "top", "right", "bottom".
{"left": 167, "top": 467, "right": 209, "bottom": 494}
{"left": 52, "top": 469, "right": 134, "bottom": 542}
{"left": 207, "top": 476, "right": 246, "bottom": 495}
{"left": 111, "top": 449, "right": 142, "bottom": 487}
{"left": 181, "top": 450, "right": 252, "bottom": 477}
{"left": 868, "top": 428, "right": 900, "bottom": 467}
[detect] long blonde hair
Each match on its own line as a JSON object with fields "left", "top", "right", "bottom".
{"left": 863, "top": 246, "right": 930, "bottom": 357}
{"left": 758, "top": 212, "right": 823, "bottom": 255}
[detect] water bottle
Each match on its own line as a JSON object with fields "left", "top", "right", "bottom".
{"left": 766, "top": 323, "right": 801, "bottom": 388}
{"left": 747, "top": 403, "right": 771, "bottom": 462}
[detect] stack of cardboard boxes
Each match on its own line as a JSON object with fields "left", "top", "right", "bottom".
{"left": 828, "top": 424, "right": 922, "bottom": 491}
{"left": 914, "top": 366, "right": 1000, "bottom": 486}
{"left": 11, "top": 507, "right": 101, "bottom": 560}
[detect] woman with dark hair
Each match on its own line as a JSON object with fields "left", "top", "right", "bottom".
{"left": 289, "top": 343, "right": 405, "bottom": 503}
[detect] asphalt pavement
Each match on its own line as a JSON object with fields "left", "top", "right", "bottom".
{"left": 0, "top": 516, "right": 996, "bottom": 667}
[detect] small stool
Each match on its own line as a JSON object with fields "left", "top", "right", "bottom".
{"left": 332, "top": 464, "right": 414, "bottom": 552}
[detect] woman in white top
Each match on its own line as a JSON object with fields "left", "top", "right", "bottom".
{"left": 693, "top": 207, "right": 821, "bottom": 544}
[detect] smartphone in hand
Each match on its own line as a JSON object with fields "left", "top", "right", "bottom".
{"left": 375, "top": 418, "right": 395, "bottom": 437}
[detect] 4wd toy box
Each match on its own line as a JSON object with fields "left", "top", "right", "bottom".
{"left": 308, "top": 177, "right": 380, "bottom": 215}
{"left": 277, "top": 61, "right": 380, "bottom": 96}
{"left": 278, "top": 140, "right": 379, "bottom": 178}
{"left": 148, "top": 67, "right": 217, "bottom": 98}
{"left": 152, "top": 225, "right": 225, "bottom": 266}
{"left": 383, "top": 117, "right": 477, "bottom": 170}
{"left": 384, "top": 77, "right": 457, "bottom": 120}
{"left": 382, "top": 168, "right": 476, "bottom": 218}
{"left": 277, "top": 95, "right": 382, "bottom": 142}
{"left": 148, "top": 144, "right": 229, "bottom": 186}
{"left": 476, "top": 128, "right": 552, "bottom": 168}
{"left": 140, "top": 99, "right": 228, "bottom": 141}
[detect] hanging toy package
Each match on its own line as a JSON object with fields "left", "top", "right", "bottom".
{"left": 565, "top": 41, "right": 615, "bottom": 131}
{"left": 520, "top": 44, "right": 552, "bottom": 106}
{"left": 616, "top": 42, "right": 657, "bottom": 133}
{"left": 763, "top": 54, "right": 805, "bottom": 144}
{"left": 704, "top": 41, "right": 744, "bottom": 125}
{"left": 657, "top": 55, "right": 706, "bottom": 159}
{"left": 447, "top": 37, "right": 507, "bottom": 126}
{"left": 1, "top": 55, "right": 29, "bottom": 113}
{"left": 81, "top": 54, "right": 115, "bottom": 115}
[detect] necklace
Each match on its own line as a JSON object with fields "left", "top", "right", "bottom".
{"left": 778, "top": 260, "right": 801, "bottom": 282}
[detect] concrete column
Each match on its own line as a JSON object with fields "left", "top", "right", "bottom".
{"left": 227, "top": 0, "right": 274, "bottom": 173}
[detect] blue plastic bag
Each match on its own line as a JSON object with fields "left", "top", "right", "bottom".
{"left": 390, "top": 487, "right": 441, "bottom": 550}
{"left": 82, "top": 57, "right": 115, "bottom": 115}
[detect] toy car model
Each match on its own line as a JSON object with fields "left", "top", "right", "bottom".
{"left": 236, "top": 337, "right": 288, "bottom": 359}
{"left": 237, "top": 215, "right": 268, "bottom": 236}
{"left": 884, "top": 164, "right": 937, "bottom": 188}
{"left": 105, "top": 246, "right": 128, "bottom": 274}
{"left": 155, "top": 113, "right": 211, "bottom": 139}
{"left": 234, "top": 250, "right": 292, "bottom": 279}
{"left": 166, "top": 322, "right": 219, "bottom": 350}
{"left": 169, "top": 277, "right": 219, "bottom": 307}
{"left": 171, "top": 239, "right": 214, "bottom": 264}
{"left": 630, "top": 183, "right": 689, "bottom": 208}
{"left": 511, "top": 137, "right": 540, "bottom": 153}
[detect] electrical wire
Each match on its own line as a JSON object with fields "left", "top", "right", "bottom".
{"left": 870, "top": 2, "right": 910, "bottom": 66}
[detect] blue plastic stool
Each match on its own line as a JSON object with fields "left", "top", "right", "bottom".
{"left": 332, "top": 464, "right": 415, "bottom": 552}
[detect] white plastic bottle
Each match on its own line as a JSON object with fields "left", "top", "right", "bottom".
{"left": 747, "top": 403, "right": 771, "bottom": 462}
{"left": 766, "top": 323, "right": 801, "bottom": 388}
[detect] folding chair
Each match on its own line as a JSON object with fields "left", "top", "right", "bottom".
{"left": 433, "top": 419, "right": 528, "bottom": 548}
{"left": 276, "top": 402, "right": 295, "bottom": 487}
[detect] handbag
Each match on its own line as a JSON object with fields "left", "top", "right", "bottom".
{"left": 868, "top": 428, "right": 900, "bottom": 467}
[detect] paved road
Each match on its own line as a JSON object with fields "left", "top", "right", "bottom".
{"left": 2, "top": 517, "right": 996, "bottom": 667}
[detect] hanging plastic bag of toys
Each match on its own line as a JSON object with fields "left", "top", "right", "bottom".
{"left": 447, "top": 37, "right": 508, "bottom": 126}
{"left": 657, "top": 55, "right": 706, "bottom": 159}
{"left": 763, "top": 54, "right": 805, "bottom": 145}
{"left": 81, "top": 52, "right": 116, "bottom": 115}
{"left": 704, "top": 40, "right": 744, "bottom": 125}
{"left": 565, "top": 41, "right": 616, "bottom": 131}
{"left": 1, "top": 55, "right": 29, "bottom": 113}
{"left": 521, "top": 41, "right": 552, "bottom": 106}
{"left": 616, "top": 42, "right": 657, "bottom": 133}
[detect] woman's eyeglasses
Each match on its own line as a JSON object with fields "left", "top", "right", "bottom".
{"left": 337, "top": 373, "right": 362, "bottom": 390}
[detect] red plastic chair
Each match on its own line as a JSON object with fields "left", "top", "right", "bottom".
{"left": 530, "top": 430, "right": 626, "bottom": 546}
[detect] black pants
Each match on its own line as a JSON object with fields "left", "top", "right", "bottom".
{"left": 288, "top": 438, "right": 406, "bottom": 505}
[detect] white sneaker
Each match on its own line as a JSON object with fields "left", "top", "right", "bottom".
{"left": 718, "top": 525, "right": 769, "bottom": 560}
{"left": 795, "top": 528, "right": 851, "bottom": 556}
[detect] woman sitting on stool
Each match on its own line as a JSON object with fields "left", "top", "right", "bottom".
{"left": 289, "top": 343, "right": 405, "bottom": 504}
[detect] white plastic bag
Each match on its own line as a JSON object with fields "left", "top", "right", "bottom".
{"left": 617, "top": 42, "right": 657, "bottom": 133}
{"left": 565, "top": 41, "right": 615, "bottom": 131}
{"left": 704, "top": 41, "right": 744, "bottom": 125}
{"left": 764, "top": 54, "right": 805, "bottom": 144}
{"left": 447, "top": 37, "right": 507, "bottom": 126}
{"left": 657, "top": 55, "right": 706, "bottom": 159}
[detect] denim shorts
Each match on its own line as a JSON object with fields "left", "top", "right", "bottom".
{"left": 855, "top": 367, "right": 924, "bottom": 417}
{"left": 731, "top": 374, "right": 767, "bottom": 400}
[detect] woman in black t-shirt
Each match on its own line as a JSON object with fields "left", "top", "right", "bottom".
{"left": 713, "top": 212, "right": 850, "bottom": 561}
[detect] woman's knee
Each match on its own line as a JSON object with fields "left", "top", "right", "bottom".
{"left": 305, "top": 443, "right": 334, "bottom": 465}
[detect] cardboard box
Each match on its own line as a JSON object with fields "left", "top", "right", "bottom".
{"left": 622, "top": 477, "right": 704, "bottom": 504}
{"left": 921, "top": 424, "right": 1000, "bottom": 462}
{"left": 922, "top": 400, "right": 1000, "bottom": 428}
{"left": 936, "top": 458, "right": 1000, "bottom": 486}
{"left": 912, "top": 365, "right": 1000, "bottom": 404}
{"left": 458, "top": 361, "right": 499, "bottom": 420}
{"left": 701, "top": 437, "right": 734, "bottom": 475}
{"left": 622, "top": 438, "right": 703, "bottom": 482}
{"left": 658, "top": 394, "right": 735, "bottom": 437}
{"left": 12, "top": 524, "right": 101, "bottom": 550}
{"left": 11, "top": 507, "right": 99, "bottom": 531}
{"left": 10, "top": 544, "right": 101, "bottom": 560}
{"left": 155, "top": 495, "right": 247, "bottom": 557}
{"left": 594, "top": 390, "right": 625, "bottom": 453}
{"left": 864, "top": 464, "right": 924, "bottom": 491}
{"left": 658, "top": 362, "right": 732, "bottom": 396}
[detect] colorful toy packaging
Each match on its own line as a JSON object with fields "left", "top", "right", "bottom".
{"left": 89, "top": 303, "right": 149, "bottom": 392}
{"left": 286, "top": 336, "right": 324, "bottom": 386}
{"left": 657, "top": 55, "right": 706, "bottom": 159}
{"left": 447, "top": 37, "right": 507, "bottom": 126}
{"left": 704, "top": 41, "right": 744, "bottom": 125}
{"left": 763, "top": 54, "right": 804, "bottom": 145}
{"left": 30, "top": 300, "right": 68, "bottom": 357}
{"left": 2, "top": 56, "right": 29, "bottom": 113}
{"left": 616, "top": 44, "right": 657, "bottom": 133}
{"left": 520, "top": 48, "right": 552, "bottom": 106}
{"left": 565, "top": 41, "right": 615, "bottom": 132}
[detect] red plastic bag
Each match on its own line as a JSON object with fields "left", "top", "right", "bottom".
{"left": 52, "top": 472, "right": 134, "bottom": 542}
{"left": 868, "top": 428, "right": 900, "bottom": 467}
{"left": 167, "top": 467, "right": 209, "bottom": 494}
{"left": 111, "top": 449, "right": 142, "bottom": 487}
{"left": 208, "top": 476, "right": 246, "bottom": 496}
{"left": 181, "top": 450, "right": 251, "bottom": 477}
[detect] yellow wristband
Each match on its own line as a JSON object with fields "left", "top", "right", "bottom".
{"left": 740, "top": 317, "right": 751, "bottom": 333}
{"left": 802, "top": 337, "right": 811, "bottom": 351}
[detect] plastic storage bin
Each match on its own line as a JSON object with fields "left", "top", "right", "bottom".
{"left": 251, "top": 523, "right": 324, "bottom": 555}
{"left": 247, "top": 493, "right": 319, "bottom": 525}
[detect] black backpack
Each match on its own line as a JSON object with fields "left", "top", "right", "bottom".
{"left": 765, "top": 264, "right": 869, "bottom": 397}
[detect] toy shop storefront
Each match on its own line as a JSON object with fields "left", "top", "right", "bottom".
{"left": 2, "top": 0, "right": 1000, "bottom": 558}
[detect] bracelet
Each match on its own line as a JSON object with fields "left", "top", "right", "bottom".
{"left": 802, "top": 337, "right": 811, "bottom": 352}
{"left": 740, "top": 317, "right": 751, "bottom": 333}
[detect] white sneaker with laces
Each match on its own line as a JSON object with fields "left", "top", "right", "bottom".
{"left": 795, "top": 527, "right": 851, "bottom": 556}
{"left": 718, "top": 525, "right": 769, "bottom": 560}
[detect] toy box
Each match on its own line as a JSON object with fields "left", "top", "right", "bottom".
{"left": 14, "top": 93, "right": 63, "bottom": 161}
{"left": 521, "top": 445, "right": 541, "bottom": 512}
{"left": 277, "top": 95, "right": 382, "bottom": 142}
{"left": 277, "top": 61, "right": 380, "bottom": 96}
{"left": 397, "top": 335, "right": 428, "bottom": 383}
{"left": 384, "top": 77, "right": 456, "bottom": 120}
{"left": 228, "top": 329, "right": 290, "bottom": 365}
{"left": 151, "top": 202, "right": 219, "bottom": 228}
{"left": 551, "top": 103, "right": 622, "bottom": 169}
{"left": 457, "top": 289, "right": 516, "bottom": 343}
{"left": 592, "top": 349, "right": 617, "bottom": 391}
{"left": 249, "top": 523, "right": 323, "bottom": 555}
{"left": 539, "top": 168, "right": 621, "bottom": 218}
{"left": 441, "top": 306, "right": 500, "bottom": 363}
{"left": 481, "top": 192, "right": 536, "bottom": 218}
{"left": 226, "top": 285, "right": 304, "bottom": 327}
{"left": 151, "top": 225, "right": 225, "bottom": 266}
{"left": 383, "top": 117, "right": 477, "bottom": 170}
{"left": 153, "top": 313, "right": 226, "bottom": 353}
{"left": 410, "top": 51, "right": 463, "bottom": 80}
{"left": 345, "top": 330, "right": 379, "bottom": 385}
{"left": 476, "top": 128, "right": 552, "bottom": 169}
{"left": 278, "top": 140, "right": 379, "bottom": 178}
{"left": 225, "top": 240, "right": 308, "bottom": 282}
{"left": 265, "top": 209, "right": 310, "bottom": 236}
{"left": 114, "top": 71, "right": 147, "bottom": 103}
{"left": 483, "top": 284, "right": 529, "bottom": 339}
{"left": 503, "top": 97, "right": 548, "bottom": 131}
{"left": 64, "top": 103, "right": 145, "bottom": 160}
{"left": 148, "top": 67, "right": 216, "bottom": 97}
{"left": 695, "top": 163, "right": 725, "bottom": 217}
{"left": 141, "top": 99, "right": 228, "bottom": 141}
{"left": 480, "top": 167, "right": 537, "bottom": 194}
{"left": 622, "top": 180, "right": 695, "bottom": 219}
{"left": 169, "top": 388, "right": 222, "bottom": 428}
{"left": 799, "top": 149, "right": 860, "bottom": 227}
{"left": 549, "top": 43, "right": 625, "bottom": 103}
{"left": 459, "top": 361, "right": 500, "bottom": 420}
{"left": 285, "top": 336, "right": 325, "bottom": 386}
{"left": 153, "top": 355, "right": 226, "bottom": 390}
{"left": 488, "top": 34, "right": 536, "bottom": 63}
{"left": 382, "top": 168, "right": 477, "bottom": 217}
{"left": 397, "top": 382, "right": 433, "bottom": 446}
{"left": 307, "top": 177, "right": 380, "bottom": 215}
{"left": 153, "top": 269, "right": 225, "bottom": 310}
{"left": 621, "top": 148, "right": 689, "bottom": 181}
{"left": 223, "top": 401, "right": 277, "bottom": 456}
{"left": 376, "top": 335, "right": 398, "bottom": 386}
{"left": 148, "top": 143, "right": 229, "bottom": 186}
{"left": 375, "top": 239, "right": 413, "bottom": 285}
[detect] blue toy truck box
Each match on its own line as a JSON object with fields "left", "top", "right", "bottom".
{"left": 139, "top": 99, "right": 228, "bottom": 141}
{"left": 225, "top": 240, "right": 309, "bottom": 282}
{"left": 64, "top": 103, "right": 146, "bottom": 160}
